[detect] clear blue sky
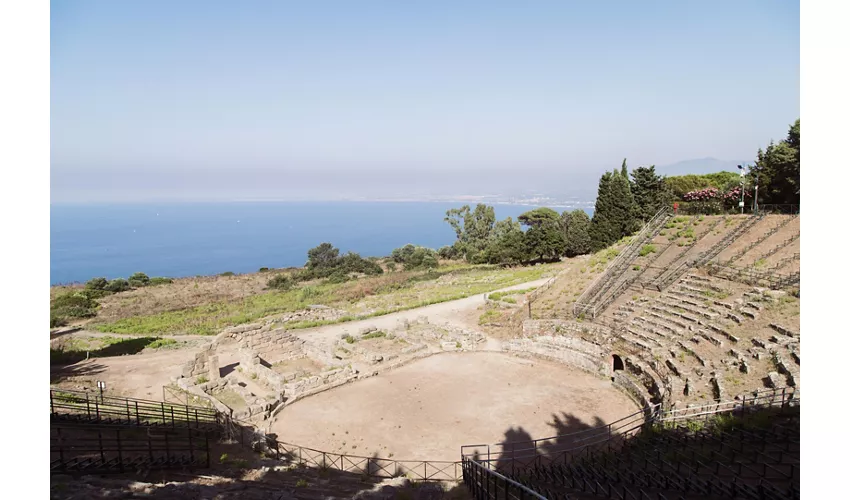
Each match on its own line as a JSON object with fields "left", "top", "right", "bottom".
{"left": 51, "top": 1, "right": 800, "bottom": 202}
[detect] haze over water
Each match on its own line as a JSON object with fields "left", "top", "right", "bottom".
{"left": 50, "top": 201, "right": 591, "bottom": 285}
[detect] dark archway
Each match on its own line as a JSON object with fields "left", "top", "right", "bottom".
{"left": 612, "top": 354, "right": 624, "bottom": 372}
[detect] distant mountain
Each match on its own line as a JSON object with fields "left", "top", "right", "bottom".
{"left": 656, "top": 157, "right": 750, "bottom": 177}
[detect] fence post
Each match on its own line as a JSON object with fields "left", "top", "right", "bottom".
{"left": 57, "top": 427, "right": 65, "bottom": 470}
{"left": 50, "top": 390, "right": 54, "bottom": 415}
{"left": 86, "top": 393, "right": 92, "bottom": 419}
{"left": 98, "top": 429, "right": 105, "bottom": 464}
{"left": 117, "top": 429, "right": 124, "bottom": 473}
{"left": 161, "top": 402, "right": 166, "bottom": 425}
{"left": 126, "top": 400, "right": 131, "bottom": 423}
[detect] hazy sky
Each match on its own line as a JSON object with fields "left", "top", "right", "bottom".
{"left": 51, "top": 1, "right": 800, "bottom": 203}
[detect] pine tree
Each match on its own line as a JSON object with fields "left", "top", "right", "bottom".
{"left": 630, "top": 165, "right": 671, "bottom": 221}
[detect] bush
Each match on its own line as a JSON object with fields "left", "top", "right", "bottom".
{"left": 299, "top": 286, "right": 320, "bottom": 302}
{"left": 639, "top": 244, "right": 657, "bottom": 257}
{"left": 50, "top": 312, "right": 67, "bottom": 328}
{"left": 324, "top": 271, "right": 349, "bottom": 284}
{"left": 438, "top": 245, "right": 457, "bottom": 259}
{"left": 267, "top": 274, "right": 294, "bottom": 291}
{"left": 258, "top": 267, "right": 270, "bottom": 272}
{"left": 219, "top": 271, "right": 235, "bottom": 277}
{"left": 391, "top": 244, "right": 440, "bottom": 270}
{"left": 128, "top": 272, "right": 150, "bottom": 286}
{"left": 104, "top": 278, "right": 131, "bottom": 293}
{"left": 51, "top": 292, "right": 99, "bottom": 319}
{"left": 85, "top": 277, "right": 109, "bottom": 290}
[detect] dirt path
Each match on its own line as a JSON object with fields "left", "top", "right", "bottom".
{"left": 293, "top": 278, "right": 551, "bottom": 347}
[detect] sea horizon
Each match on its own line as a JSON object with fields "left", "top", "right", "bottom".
{"left": 50, "top": 200, "right": 593, "bottom": 285}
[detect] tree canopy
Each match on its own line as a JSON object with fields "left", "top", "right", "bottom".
{"left": 589, "top": 168, "right": 639, "bottom": 251}
{"left": 751, "top": 119, "right": 800, "bottom": 205}
{"left": 630, "top": 165, "right": 672, "bottom": 221}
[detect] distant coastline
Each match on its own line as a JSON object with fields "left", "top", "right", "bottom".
{"left": 50, "top": 200, "right": 594, "bottom": 285}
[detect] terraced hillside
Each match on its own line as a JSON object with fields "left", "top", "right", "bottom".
{"left": 527, "top": 213, "right": 800, "bottom": 410}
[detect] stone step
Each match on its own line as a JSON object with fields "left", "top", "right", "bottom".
{"left": 636, "top": 314, "right": 682, "bottom": 337}
{"left": 769, "top": 323, "right": 799, "bottom": 338}
{"left": 626, "top": 327, "right": 665, "bottom": 347}
{"left": 696, "top": 330, "right": 724, "bottom": 348}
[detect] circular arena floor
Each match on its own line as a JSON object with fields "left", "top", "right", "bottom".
{"left": 270, "top": 352, "right": 638, "bottom": 461}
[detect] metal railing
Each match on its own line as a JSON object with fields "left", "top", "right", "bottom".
{"left": 706, "top": 262, "right": 800, "bottom": 288}
{"left": 574, "top": 207, "right": 671, "bottom": 318}
{"left": 50, "top": 388, "right": 221, "bottom": 430}
{"left": 462, "top": 387, "right": 799, "bottom": 498}
{"left": 727, "top": 216, "right": 798, "bottom": 265}
{"left": 51, "top": 424, "right": 212, "bottom": 473}
{"left": 259, "top": 436, "right": 462, "bottom": 480}
{"left": 463, "top": 457, "right": 547, "bottom": 500}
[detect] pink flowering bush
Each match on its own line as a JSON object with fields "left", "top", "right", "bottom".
{"left": 682, "top": 188, "right": 721, "bottom": 202}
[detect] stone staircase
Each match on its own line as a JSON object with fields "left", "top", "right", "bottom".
{"left": 574, "top": 207, "right": 672, "bottom": 318}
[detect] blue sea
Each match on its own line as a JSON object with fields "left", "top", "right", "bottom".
{"left": 50, "top": 202, "right": 591, "bottom": 285}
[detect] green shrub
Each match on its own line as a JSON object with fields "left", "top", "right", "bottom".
{"left": 219, "top": 271, "right": 235, "bottom": 277}
{"left": 85, "top": 277, "right": 109, "bottom": 290}
{"left": 345, "top": 335, "right": 356, "bottom": 344}
{"left": 258, "top": 267, "right": 270, "bottom": 272}
{"left": 267, "top": 274, "right": 294, "bottom": 291}
{"left": 195, "top": 375, "right": 209, "bottom": 384}
{"left": 639, "top": 244, "right": 657, "bottom": 257}
{"left": 219, "top": 453, "right": 229, "bottom": 464}
{"left": 299, "top": 286, "right": 320, "bottom": 301}
{"left": 296, "top": 479, "right": 308, "bottom": 488}
{"left": 361, "top": 331, "right": 386, "bottom": 340}
{"left": 104, "top": 278, "right": 131, "bottom": 293}
{"left": 51, "top": 292, "right": 98, "bottom": 319}
{"left": 324, "top": 271, "right": 350, "bottom": 284}
{"left": 50, "top": 312, "right": 67, "bottom": 328}
{"left": 128, "top": 272, "right": 150, "bottom": 286}
{"left": 438, "top": 245, "right": 457, "bottom": 259}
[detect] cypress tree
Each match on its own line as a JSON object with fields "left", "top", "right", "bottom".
{"left": 590, "top": 169, "right": 640, "bottom": 251}
{"left": 565, "top": 209, "right": 592, "bottom": 257}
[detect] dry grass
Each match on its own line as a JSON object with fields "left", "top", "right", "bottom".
{"left": 84, "top": 262, "right": 562, "bottom": 335}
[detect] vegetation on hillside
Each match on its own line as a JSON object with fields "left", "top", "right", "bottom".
{"left": 90, "top": 263, "right": 559, "bottom": 335}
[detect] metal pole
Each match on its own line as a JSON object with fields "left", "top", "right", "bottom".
{"left": 753, "top": 171, "right": 759, "bottom": 215}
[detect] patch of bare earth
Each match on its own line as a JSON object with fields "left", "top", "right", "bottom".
{"left": 270, "top": 352, "right": 638, "bottom": 462}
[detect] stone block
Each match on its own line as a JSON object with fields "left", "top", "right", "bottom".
{"left": 766, "top": 372, "right": 784, "bottom": 388}
{"left": 209, "top": 355, "right": 220, "bottom": 380}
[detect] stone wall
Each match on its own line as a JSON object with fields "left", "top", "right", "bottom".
{"left": 521, "top": 319, "right": 613, "bottom": 343}
{"left": 222, "top": 323, "right": 305, "bottom": 361}
{"left": 181, "top": 343, "right": 220, "bottom": 380}
{"left": 502, "top": 334, "right": 609, "bottom": 377}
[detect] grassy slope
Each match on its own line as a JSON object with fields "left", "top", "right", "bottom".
{"left": 89, "top": 263, "right": 562, "bottom": 335}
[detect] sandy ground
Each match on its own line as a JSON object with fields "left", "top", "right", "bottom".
{"left": 269, "top": 352, "right": 638, "bottom": 462}
{"left": 50, "top": 348, "right": 198, "bottom": 401}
